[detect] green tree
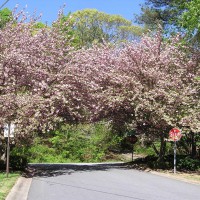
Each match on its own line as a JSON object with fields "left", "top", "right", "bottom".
{"left": 135, "top": 0, "right": 186, "bottom": 30}
{"left": 70, "top": 9, "right": 145, "bottom": 47}
{"left": 0, "top": 8, "right": 12, "bottom": 28}
{"left": 179, "top": 0, "right": 200, "bottom": 46}
{"left": 53, "top": 13, "right": 80, "bottom": 48}
{"left": 136, "top": 0, "right": 200, "bottom": 46}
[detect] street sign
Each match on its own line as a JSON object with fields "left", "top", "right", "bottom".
{"left": 169, "top": 128, "right": 182, "bottom": 174}
{"left": 4, "top": 123, "right": 15, "bottom": 137}
{"left": 126, "top": 135, "right": 138, "bottom": 144}
{"left": 169, "top": 128, "right": 182, "bottom": 141}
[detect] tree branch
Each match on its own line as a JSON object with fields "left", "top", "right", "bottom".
{"left": 0, "top": 0, "right": 10, "bottom": 10}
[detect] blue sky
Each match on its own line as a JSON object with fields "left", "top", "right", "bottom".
{"left": 4, "top": 0, "right": 145, "bottom": 24}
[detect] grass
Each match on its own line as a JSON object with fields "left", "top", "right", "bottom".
{"left": 0, "top": 172, "right": 20, "bottom": 200}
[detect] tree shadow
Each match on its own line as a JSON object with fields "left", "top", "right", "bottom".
{"left": 23, "top": 163, "right": 128, "bottom": 178}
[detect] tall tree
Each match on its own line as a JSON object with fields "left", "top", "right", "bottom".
{"left": 69, "top": 9, "right": 145, "bottom": 47}
{"left": 136, "top": 0, "right": 200, "bottom": 46}
{"left": 135, "top": 1, "right": 183, "bottom": 29}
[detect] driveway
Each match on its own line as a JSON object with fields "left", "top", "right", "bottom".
{"left": 27, "top": 165, "right": 200, "bottom": 200}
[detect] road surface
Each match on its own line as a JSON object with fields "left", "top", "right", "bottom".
{"left": 28, "top": 167, "right": 200, "bottom": 200}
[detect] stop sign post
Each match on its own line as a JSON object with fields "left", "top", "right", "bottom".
{"left": 169, "top": 128, "right": 182, "bottom": 174}
{"left": 126, "top": 135, "right": 138, "bottom": 162}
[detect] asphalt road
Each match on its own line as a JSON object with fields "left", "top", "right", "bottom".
{"left": 28, "top": 167, "right": 200, "bottom": 200}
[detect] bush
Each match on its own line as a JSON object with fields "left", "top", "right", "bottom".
{"left": 9, "top": 146, "right": 29, "bottom": 170}
{"left": 132, "top": 154, "right": 200, "bottom": 171}
{"left": 27, "top": 122, "right": 121, "bottom": 163}
{"left": 177, "top": 156, "right": 200, "bottom": 171}
{"left": 0, "top": 160, "right": 5, "bottom": 170}
{"left": 10, "top": 155, "right": 28, "bottom": 170}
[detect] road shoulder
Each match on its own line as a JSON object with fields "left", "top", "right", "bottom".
{"left": 6, "top": 177, "right": 32, "bottom": 200}
{"left": 149, "top": 170, "right": 200, "bottom": 185}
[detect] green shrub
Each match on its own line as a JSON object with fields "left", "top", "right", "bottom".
{"left": 133, "top": 154, "right": 200, "bottom": 171}
{"left": 27, "top": 122, "right": 121, "bottom": 163}
{"left": 9, "top": 146, "right": 29, "bottom": 170}
{"left": 177, "top": 157, "right": 200, "bottom": 171}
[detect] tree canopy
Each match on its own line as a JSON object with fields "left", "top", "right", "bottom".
{"left": 135, "top": 0, "right": 200, "bottom": 47}
{"left": 70, "top": 32, "right": 200, "bottom": 135}
{"left": 0, "top": 12, "right": 91, "bottom": 138}
{"left": 0, "top": 7, "right": 199, "bottom": 149}
{"left": 69, "top": 9, "right": 145, "bottom": 47}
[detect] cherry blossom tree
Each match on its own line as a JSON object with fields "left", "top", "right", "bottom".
{"left": 0, "top": 11, "right": 91, "bottom": 140}
{"left": 70, "top": 31, "right": 199, "bottom": 158}
{"left": 0, "top": 9, "right": 199, "bottom": 159}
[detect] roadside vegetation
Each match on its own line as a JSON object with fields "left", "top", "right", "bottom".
{"left": 0, "top": 0, "right": 199, "bottom": 179}
{"left": 0, "top": 172, "right": 20, "bottom": 200}
{"left": 9, "top": 122, "right": 121, "bottom": 165}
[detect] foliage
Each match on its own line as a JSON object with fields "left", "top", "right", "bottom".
{"left": 26, "top": 122, "right": 121, "bottom": 163}
{"left": 71, "top": 31, "right": 200, "bottom": 134}
{"left": 32, "top": 22, "right": 46, "bottom": 29}
{"left": 180, "top": 0, "right": 200, "bottom": 33}
{"left": 134, "top": 141, "right": 172, "bottom": 156}
{"left": 135, "top": 0, "right": 186, "bottom": 30}
{"left": 177, "top": 156, "right": 200, "bottom": 171}
{"left": 132, "top": 154, "right": 200, "bottom": 171}
{"left": 9, "top": 146, "right": 29, "bottom": 170}
{"left": 0, "top": 9, "right": 199, "bottom": 163}
{"left": 69, "top": 9, "right": 145, "bottom": 47}
{"left": 53, "top": 12, "right": 80, "bottom": 48}
{"left": 0, "top": 8, "right": 12, "bottom": 29}
{"left": 0, "top": 10, "right": 92, "bottom": 140}
{"left": 179, "top": 0, "right": 200, "bottom": 46}
{"left": 70, "top": 30, "right": 199, "bottom": 160}
{"left": 136, "top": 0, "right": 200, "bottom": 45}
{"left": 27, "top": 143, "right": 66, "bottom": 163}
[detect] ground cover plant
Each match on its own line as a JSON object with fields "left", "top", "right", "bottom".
{"left": 0, "top": 172, "right": 20, "bottom": 200}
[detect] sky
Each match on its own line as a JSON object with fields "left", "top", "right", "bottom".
{"left": 3, "top": 0, "right": 145, "bottom": 24}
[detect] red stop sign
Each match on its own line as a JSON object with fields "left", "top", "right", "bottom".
{"left": 169, "top": 128, "right": 182, "bottom": 141}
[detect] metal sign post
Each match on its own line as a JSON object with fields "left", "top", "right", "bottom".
{"left": 132, "top": 145, "right": 134, "bottom": 162}
{"left": 126, "top": 135, "right": 138, "bottom": 162}
{"left": 6, "top": 122, "right": 11, "bottom": 178}
{"left": 4, "top": 122, "right": 15, "bottom": 178}
{"left": 174, "top": 141, "right": 176, "bottom": 174}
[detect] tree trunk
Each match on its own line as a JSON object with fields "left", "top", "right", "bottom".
{"left": 158, "top": 134, "right": 166, "bottom": 161}
{"left": 191, "top": 132, "right": 196, "bottom": 157}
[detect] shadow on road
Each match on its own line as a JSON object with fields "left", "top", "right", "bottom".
{"left": 24, "top": 163, "right": 128, "bottom": 178}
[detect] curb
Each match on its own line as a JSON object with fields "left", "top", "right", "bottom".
{"left": 6, "top": 177, "right": 32, "bottom": 200}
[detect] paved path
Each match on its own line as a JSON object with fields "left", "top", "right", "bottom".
{"left": 28, "top": 167, "right": 200, "bottom": 200}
